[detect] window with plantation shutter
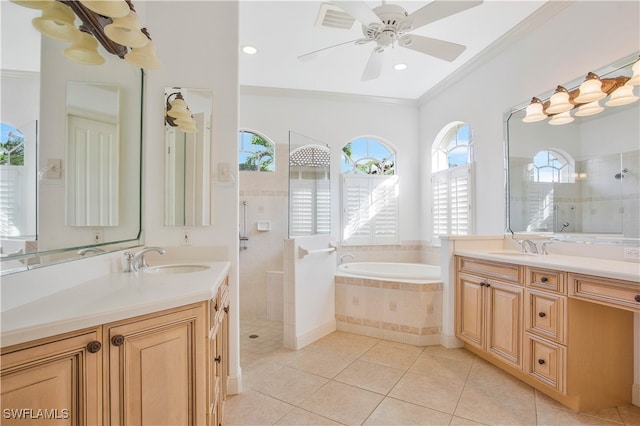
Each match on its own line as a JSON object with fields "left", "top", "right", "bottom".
{"left": 289, "top": 179, "right": 331, "bottom": 235}
{"left": 431, "top": 122, "right": 474, "bottom": 243}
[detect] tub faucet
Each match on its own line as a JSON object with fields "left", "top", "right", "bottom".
{"left": 339, "top": 253, "right": 355, "bottom": 264}
{"left": 133, "top": 247, "right": 166, "bottom": 272}
{"left": 519, "top": 239, "right": 538, "bottom": 254}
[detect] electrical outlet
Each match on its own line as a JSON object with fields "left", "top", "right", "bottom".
{"left": 623, "top": 247, "right": 640, "bottom": 261}
{"left": 93, "top": 229, "right": 104, "bottom": 243}
{"left": 181, "top": 229, "right": 191, "bottom": 246}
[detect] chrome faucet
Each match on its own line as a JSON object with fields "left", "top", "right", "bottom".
{"left": 77, "top": 247, "right": 105, "bottom": 256}
{"left": 520, "top": 239, "right": 538, "bottom": 254}
{"left": 339, "top": 253, "right": 355, "bottom": 264}
{"left": 132, "top": 247, "right": 166, "bottom": 272}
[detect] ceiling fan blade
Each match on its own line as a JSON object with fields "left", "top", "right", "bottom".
{"left": 399, "top": 34, "right": 466, "bottom": 62}
{"left": 361, "top": 48, "right": 384, "bottom": 81}
{"left": 297, "top": 38, "right": 368, "bottom": 62}
{"left": 330, "top": 1, "right": 381, "bottom": 26}
{"left": 407, "top": 0, "right": 483, "bottom": 31}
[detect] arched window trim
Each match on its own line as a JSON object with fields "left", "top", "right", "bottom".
{"left": 431, "top": 121, "right": 473, "bottom": 172}
{"left": 341, "top": 135, "right": 397, "bottom": 175}
{"left": 529, "top": 148, "right": 575, "bottom": 183}
{"left": 238, "top": 128, "right": 275, "bottom": 172}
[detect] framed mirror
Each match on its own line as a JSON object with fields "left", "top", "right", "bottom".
{"left": 506, "top": 54, "right": 640, "bottom": 244}
{"left": 164, "top": 87, "right": 212, "bottom": 227}
{"left": 0, "top": 1, "right": 143, "bottom": 274}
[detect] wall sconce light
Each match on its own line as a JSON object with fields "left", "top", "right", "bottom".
{"left": 165, "top": 91, "right": 198, "bottom": 134}
{"left": 523, "top": 56, "right": 639, "bottom": 125}
{"left": 12, "top": 0, "right": 160, "bottom": 68}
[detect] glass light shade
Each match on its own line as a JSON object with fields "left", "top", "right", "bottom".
{"left": 10, "top": 0, "right": 53, "bottom": 9}
{"left": 549, "top": 111, "right": 574, "bottom": 126}
{"left": 574, "top": 74, "right": 606, "bottom": 103}
{"left": 605, "top": 84, "right": 639, "bottom": 106}
{"left": 175, "top": 117, "right": 197, "bottom": 133}
{"left": 79, "top": 0, "right": 130, "bottom": 18}
{"left": 32, "top": 2, "right": 83, "bottom": 42}
{"left": 166, "top": 97, "right": 191, "bottom": 119}
{"left": 64, "top": 32, "right": 105, "bottom": 65}
{"left": 522, "top": 98, "right": 547, "bottom": 123}
{"left": 546, "top": 87, "right": 573, "bottom": 114}
{"left": 574, "top": 100, "right": 604, "bottom": 117}
{"left": 627, "top": 58, "right": 640, "bottom": 86}
{"left": 124, "top": 41, "right": 161, "bottom": 69}
{"left": 104, "top": 11, "right": 148, "bottom": 48}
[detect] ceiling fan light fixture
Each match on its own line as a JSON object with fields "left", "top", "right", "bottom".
{"left": 393, "top": 63, "right": 407, "bottom": 71}
{"left": 242, "top": 45, "right": 258, "bottom": 55}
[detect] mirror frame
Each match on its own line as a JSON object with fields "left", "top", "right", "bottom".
{"left": 503, "top": 53, "right": 640, "bottom": 246}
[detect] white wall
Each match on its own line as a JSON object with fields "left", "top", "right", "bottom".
{"left": 141, "top": 1, "right": 241, "bottom": 393}
{"left": 418, "top": 1, "right": 640, "bottom": 238}
{"left": 240, "top": 90, "right": 420, "bottom": 244}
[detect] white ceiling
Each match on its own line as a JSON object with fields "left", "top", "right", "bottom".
{"left": 239, "top": 0, "right": 547, "bottom": 100}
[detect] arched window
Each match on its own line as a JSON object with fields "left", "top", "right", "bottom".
{"left": 238, "top": 130, "right": 275, "bottom": 171}
{"left": 341, "top": 137, "right": 398, "bottom": 245}
{"left": 431, "top": 122, "right": 474, "bottom": 241}
{"left": 530, "top": 149, "right": 574, "bottom": 183}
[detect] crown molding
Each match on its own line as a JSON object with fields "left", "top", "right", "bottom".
{"left": 0, "top": 69, "right": 40, "bottom": 80}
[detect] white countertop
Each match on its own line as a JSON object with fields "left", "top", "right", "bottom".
{"left": 1, "top": 261, "right": 230, "bottom": 348}
{"left": 455, "top": 250, "right": 640, "bottom": 283}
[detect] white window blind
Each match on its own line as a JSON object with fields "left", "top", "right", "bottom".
{"left": 342, "top": 175, "right": 399, "bottom": 245}
{"left": 431, "top": 164, "right": 473, "bottom": 241}
{"left": 289, "top": 179, "right": 331, "bottom": 235}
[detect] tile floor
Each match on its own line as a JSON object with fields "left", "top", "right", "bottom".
{"left": 228, "top": 320, "right": 640, "bottom": 425}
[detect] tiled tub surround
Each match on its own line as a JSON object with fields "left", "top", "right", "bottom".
{"left": 335, "top": 270, "right": 443, "bottom": 346}
{"left": 337, "top": 241, "right": 440, "bottom": 265}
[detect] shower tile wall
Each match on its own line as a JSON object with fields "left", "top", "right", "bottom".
{"left": 239, "top": 145, "right": 289, "bottom": 320}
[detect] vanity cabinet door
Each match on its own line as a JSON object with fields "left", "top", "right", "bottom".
{"left": 105, "top": 304, "right": 207, "bottom": 426}
{"left": 0, "top": 328, "right": 102, "bottom": 426}
{"left": 456, "top": 273, "right": 485, "bottom": 350}
{"left": 486, "top": 280, "right": 523, "bottom": 369}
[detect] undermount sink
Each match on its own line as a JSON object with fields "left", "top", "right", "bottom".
{"left": 144, "top": 264, "right": 210, "bottom": 274}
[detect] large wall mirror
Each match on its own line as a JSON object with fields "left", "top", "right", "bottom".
{"left": 164, "top": 87, "right": 212, "bottom": 227}
{"left": 0, "top": 2, "right": 143, "bottom": 274}
{"left": 506, "top": 54, "right": 640, "bottom": 244}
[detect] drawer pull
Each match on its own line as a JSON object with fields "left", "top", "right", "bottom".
{"left": 635, "top": 295, "right": 640, "bottom": 303}
{"left": 540, "top": 277, "right": 548, "bottom": 283}
{"left": 215, "top": 355, "right": 221, "bottom": 363}
{"left": 86, "top": 341, "right": 102, "bottom": 353}
{"left": 538, "top": 359, "right": 546, "bottom": 365}
{"left": 111, "top": 335, "right": 125, "bottom": 347}
{"left": 538, "top": 312, "right": 546, "bottom": 318}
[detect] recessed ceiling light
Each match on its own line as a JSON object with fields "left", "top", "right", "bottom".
{"left": 242, "top": 45, "right": 258, "bottom": 55}
{"left": 394, "top": 63, "right": 407, "bottom": 71}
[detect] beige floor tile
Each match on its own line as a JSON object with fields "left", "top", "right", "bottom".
{"left": 448, "top": 416, "right": 489, "bottom": 425}
{"left": 334, "top": 359, "right": 405, "bottom": 395}
{"left": 224, "top": 389, "right": 294, "bottom": 425}
{"left": 408, "top": 351, "right": 473, "bottom": 382}
{"left": 299, "top": 381, "right": 384, "bottom": 425}
{"left": 388, "top": 371, "right": 465, "bottom": 414}
{"left": 241, "top": 357, "right": 286, "bottom": 390}
{"left": 309, "top": 331, "right": 380, "bottom": 358}
{"left": 536, "top": 404, "right": 625, "bottom": 425}
{"left": 363, "top": 397, "right": 452, "bottom": 425}
{"left": 360, "top": 341, "right": 423, "bottom": 370}
{"left": 275, "top": 408, "right": 341, "bottom": 425}
{"left": 617, "top": 404, "right": 640, "bottom": 425}
{"left": 420, "top": 346, "right": 476, "bottom": 363}
{"left": 252, "top": 365, "right": 328, "bottom": 406}
{"left": 280, "top": 345, "right": 356, "bottom": 379}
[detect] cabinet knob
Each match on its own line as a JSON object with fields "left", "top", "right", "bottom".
{"left": 538, "top": 312, "right": 546, "bottom": 318}
{"left": 538, "top": 359, "right": 545, "bottom": 365}
{"left": 86, "top": 341, "right": 102, "bottom": 353}
{"left": 223, "top": 306, "right": 229, "bottom": 314}
{"left": 111, "top": 335, "right": 125, "bottom": 346}
{"left": 540, "top": 277, "right": 548, "bottom": 283}
{"left": 214, "top": 303, "right": 219, "bottom": 312}
{"left": 215, "top": 355, "right": 221, "bottom": 363}
{"left": 485, "top": 282, "right": 491, "bottom": 288}
{"left": 635, "top": 295, "right": 640, "bottom": 303}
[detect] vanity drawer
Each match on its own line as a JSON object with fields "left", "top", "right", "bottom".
{"left": 525, "top": 289, "right": 566, "bottom": 344}
{"left": 526, "top": 267, "right": 566, "bottom": 294}
{"left": 457, "top": 257, "right": 524, "bottom": 284}
{"left": 568, "top": 273, "right": 640, "bottom": 312}
{"left": 525, "top": 333, "right": 565, "bottom": 394}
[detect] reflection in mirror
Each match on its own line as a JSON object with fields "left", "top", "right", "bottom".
{"left": 66, "top": 81, "right": 120, "bottom": 226}
{"left": 288, "top": 131, "right": 331, "bottom": 237}
{"left": 164, "top": 87, "right": 212, "bottom": 227}
{"left": 507, "top": 55, "right": 640, "bottom": 242}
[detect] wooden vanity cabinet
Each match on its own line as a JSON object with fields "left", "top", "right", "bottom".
{"left": 208, "top": 277, "right": 230, "bottom": 426}
{"left": 1, "top": 327, "right": 102, "bottom": 425}
{"left": 456, "top": 256, "right": 634, "bottom": 412}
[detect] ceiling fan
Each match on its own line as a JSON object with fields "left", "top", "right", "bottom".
{"left": 298, "top": 0, "right": 483, "bottom": 81}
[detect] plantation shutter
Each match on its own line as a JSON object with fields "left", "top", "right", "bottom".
{"left": 432, "top": 163, "right": 473, "bottom": 241}
{"left": 342, "top": 175, "right": 399, "bottom": 245}
{"left": 316, "top": 179, "right": 331, "bottom": 234}
{"left": 289, "top": 178, "right": 331, "bottom": 235}
{"left": 431, "top": 172, "right": 448, "bottom": 239}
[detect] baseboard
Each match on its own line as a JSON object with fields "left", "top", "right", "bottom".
{"left": 633, "top": 382, "right": 640, "bottom": 407}
{"left": 295, "top": 319, "right": 336, "bottom": 350}
{"left": 227, "top": 372, "right": 242, "bottom": 395}
{"left": 440, "top": 333, "right": 464, "bottom": 349}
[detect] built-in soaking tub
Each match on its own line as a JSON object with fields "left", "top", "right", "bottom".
{"left": 335, "top": 262, "right": 443, "bottom": 346}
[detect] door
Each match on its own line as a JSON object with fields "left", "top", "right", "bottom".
{"left": 486, "top": 280, "right": 523, "bottom": 368}
{"left": 456, "top": 272, "right": 484, "bottom": 349}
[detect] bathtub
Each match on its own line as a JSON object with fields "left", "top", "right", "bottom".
{"left": 334, "top": 262, "right": 443, "bottom": 346}
{"left": 337, "top": 262, "right": 440, "bottom": 281}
